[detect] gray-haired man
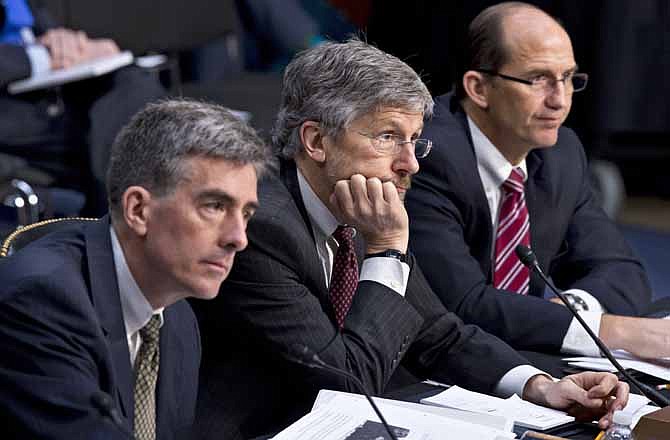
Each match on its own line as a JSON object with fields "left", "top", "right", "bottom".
{"left": 194, "top": 39, "right": 628, "bottom": 440}
{"left": 0, "top": 99, "right": 270, "bottom": 439}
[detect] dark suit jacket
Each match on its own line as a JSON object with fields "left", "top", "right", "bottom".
{"left": 406, "top": 93, "right": 651, "bottom": 352}
{"left": 0, "top": 218, "right": 200, "bottom": 439}
{"left": 193, "top": 159, "right": 529, "bottom": 439}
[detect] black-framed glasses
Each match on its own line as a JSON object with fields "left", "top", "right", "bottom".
{"left": 356, "top": 131, "right": 433, "bottom": 159}
{"left": 475, "top": 69, "right": 588, "bottom": 94}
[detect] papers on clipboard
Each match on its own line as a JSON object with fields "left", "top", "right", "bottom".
{"left": 8, "top": 51, "right": 133, "bottom": 94}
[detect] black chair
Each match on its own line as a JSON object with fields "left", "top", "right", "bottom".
{"left": 1, "top": 217, "right": 96, "bottom": 257}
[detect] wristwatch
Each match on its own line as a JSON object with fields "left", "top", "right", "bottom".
{"left": 365, "top": 249, "right": 408, "bottom": 263}
{"left": 562, "top": 293, "right": 589, "bottom": 312}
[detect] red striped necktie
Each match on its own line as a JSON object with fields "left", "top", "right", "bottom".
{"left": 493, "top": 167, "right": 530, "bottom": 294}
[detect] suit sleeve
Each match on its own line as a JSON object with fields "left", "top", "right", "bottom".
{"left": 545, "top": 132, "right": 651, "bottom": 314}
{"left": 219, "top": 204, "right": 528, "bottom": 396}
{"left": 0, "top": 44, "right": 32, "bottom": 88}
{"left": 0, "top": 273, "right": 127, "bottom": 439}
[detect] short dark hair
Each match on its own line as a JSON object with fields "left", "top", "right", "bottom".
{"left": 107, "top": 99, "right": 272, "bottom": 218}
{"left": 454, "top": 1, "right": 564, "bottom": 99}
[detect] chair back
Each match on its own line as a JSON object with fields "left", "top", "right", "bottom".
{"left": 1, "top": 217, "right": 97, "bottom": 257}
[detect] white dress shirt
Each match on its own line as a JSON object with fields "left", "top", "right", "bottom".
{"left": 298, "top": 169, "right": 544, "bottom": 397}
{"left": 110, "top": 227, "right": 164, "bottom": 366}
{"left": 468, "top": 116, "right": 603, "bottom": 356}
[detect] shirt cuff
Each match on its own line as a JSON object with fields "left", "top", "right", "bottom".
{"left": 359, "top": 257, "right": 410, "bottom": 297}
{"left": 565, "top": 288, "right": 605, "bottom": 313}
{"left": 25, "top": 44, "right": 51, "bottom": 76}
{"left": 560, "top": 311, "right": 603, "bottom": 356}
{"left": 494, "top": 365, "right": 551, "bottom": 398}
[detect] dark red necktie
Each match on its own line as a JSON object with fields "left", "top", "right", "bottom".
{"left": 493, "top": 168, "right": 531, "bottom": 294}
{"left": 329, "top": 225, "right": 358, "bottom": 328}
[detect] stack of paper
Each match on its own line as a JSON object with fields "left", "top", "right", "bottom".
{"left": 272, "top": 389, "right": 516, "bottom": 440}
{"left": 563, "top": 349, "right": 670, "bottom": 381}
{"left": 421, "top": 386, "right": 574, "bottom": 431}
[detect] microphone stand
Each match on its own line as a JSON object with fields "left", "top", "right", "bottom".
{"left": 291, "top": 345, "right": 400, "bottom": 440}
{"left": 515, "top": 245, "right": 670, "bottom": 408}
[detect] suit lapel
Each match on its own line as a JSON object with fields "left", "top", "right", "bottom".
{"left": 155, "top": 307, "right": 180, "bottom": 439}
{"left": 524, "top": 150, "right": 550, "bottom": 296}
{"left": 84, "top": 217, "right": 134, "bottom": 422}
{"left": 451, "top": 101, "right": 496, "bottom": 279}
{"left": 279, "top": 159, "right": 328, "bottom": 291}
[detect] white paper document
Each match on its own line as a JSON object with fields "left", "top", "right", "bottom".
{"left": 563, "top": 350, "right": 670, "bottom": 381}
{"left": 8, "top": 51, "right": 134, "bottom": 94}
{"left": 421, "top": 386, "right": 574, "bottom": 431}
{"left": 273, "top": 389, "right": 516, "bottom": 440}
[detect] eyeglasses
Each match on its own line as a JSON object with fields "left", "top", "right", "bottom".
{"left": 475, "top": 69, "right": 588, "bottom": 94}
{"left": 356, "top": 132, "right": 433, "bottom": 158}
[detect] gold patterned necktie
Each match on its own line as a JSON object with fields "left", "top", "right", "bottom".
{"left": 133, "top": 314, "right": 161, "bottom": 440}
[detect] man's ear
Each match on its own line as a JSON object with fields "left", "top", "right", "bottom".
{"left": 462, "top": 71, "right": 490, "bottom": 109}
{"left": 121, "top": 186, "right": 153, "bottom": 236}
{"left": 299, "top": 120, "right": 327, "bottom": 163}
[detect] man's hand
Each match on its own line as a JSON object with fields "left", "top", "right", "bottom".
{"left": 39, "top": 27, "right": 120, "bottom": 70}
{"left": 329, "top": 174, "right": 409, "bottom": 253}
{"left": 523, "top": 372, "right": 629, "bottom": 429}
{"left": 600, "top": 315, "right": 670, "bottom": 359}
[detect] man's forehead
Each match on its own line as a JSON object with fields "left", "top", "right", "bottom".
{"left": 353, "top": 107, "right": 424, "bottom": 130}
{"left": 501, "top": 9, "right": 574, "bottom": 68}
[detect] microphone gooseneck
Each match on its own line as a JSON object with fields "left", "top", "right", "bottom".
{"left": 290, "top": 344, "right": 400, "bottom": 440}
{"left": 514, "top": 245, "right": 670, "bottom": 407}
{"left": 91, "top": 391, "right": 134, "bottom": 439}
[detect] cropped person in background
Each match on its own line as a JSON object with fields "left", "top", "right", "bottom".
{"left": 0, "top": 0, "right": 165, "bottom": 215}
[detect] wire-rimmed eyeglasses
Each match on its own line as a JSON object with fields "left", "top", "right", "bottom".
{"left": 356, "top": 132, "right": 433, "bottom": 159}
{"left": 475, "top": 69, "right": 588, "bottom": 94}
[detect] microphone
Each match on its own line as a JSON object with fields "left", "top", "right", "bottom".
{"left": 290, "top": 344, "right": 400, "bottom": 440}
{"left": 91, "top": 391, "right": 134, "bottom": 439}
{"left": 515, "top": 244, "right": 670, "bottom": 407}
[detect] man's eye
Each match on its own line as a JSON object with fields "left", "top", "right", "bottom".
{"left": 204, "top": 202, "right": 225, "bottom": 211}
{"left": 376, "top": 133, "right": 396, "bottom": 142}
{"left": 530, "top": 74, "right": 549, "bottom": 84}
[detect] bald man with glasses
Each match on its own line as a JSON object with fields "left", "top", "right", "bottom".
{"left": 407, "top": 1, "right": 670, "bottom": 363}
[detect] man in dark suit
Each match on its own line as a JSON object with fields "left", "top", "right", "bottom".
{"left": 0, "top": 99, "right": 270, "bottom": 439}
{"left": 193, "top": 38, "right": 628, "bottom": 440}
{"left": 406, "top": 2, "right": 670, "bottom": 360}
{"left": 0, "top": 0, "right": 165, "bottom": 214}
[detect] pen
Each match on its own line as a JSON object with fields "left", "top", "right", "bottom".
{"left": 594, "top": 431, "right": 605, "bottom": 440}
{"left": 655, "top": 384, "right": 670, "bottom": 390}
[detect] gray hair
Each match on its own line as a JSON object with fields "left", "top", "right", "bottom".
{"left": 273, "top": 38, "right": 434, "bottom": 158}
{"left": 455, "top": 2, "right": 565, "bottom": 99}
{"left": 107, "top": 98, "right": 271, "bottom": 217}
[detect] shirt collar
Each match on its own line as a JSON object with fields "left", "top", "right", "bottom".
{"left": 110, "top": 227, "right": 164, "bottom": 337}
{"left": 467, "top": 115, "right": 528, "bottom": 189}
{"left": 297, "top": 169, "right": 340, "bottom": 239}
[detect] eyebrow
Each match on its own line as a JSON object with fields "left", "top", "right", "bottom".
{"left": 525, "top": 64, "right": 579, "bottom": 76}
{"left": 371, "top": 120, "right": 424, "bottom": 136}
{"left": 197, "top": 190, "right": 259, "bottom": 211}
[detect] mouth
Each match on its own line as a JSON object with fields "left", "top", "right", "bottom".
{"left": 203, "top": 259, "right": 230, "bottom": 273}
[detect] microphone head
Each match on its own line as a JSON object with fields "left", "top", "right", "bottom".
{"left": 288, "top": 344, "right": 322, "bottom": 367}
{"left": 90, "top": 391, "right": 113, "bottom": 412}
{"left": 515, "top": 244, "right": 537, "bottom": 268}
